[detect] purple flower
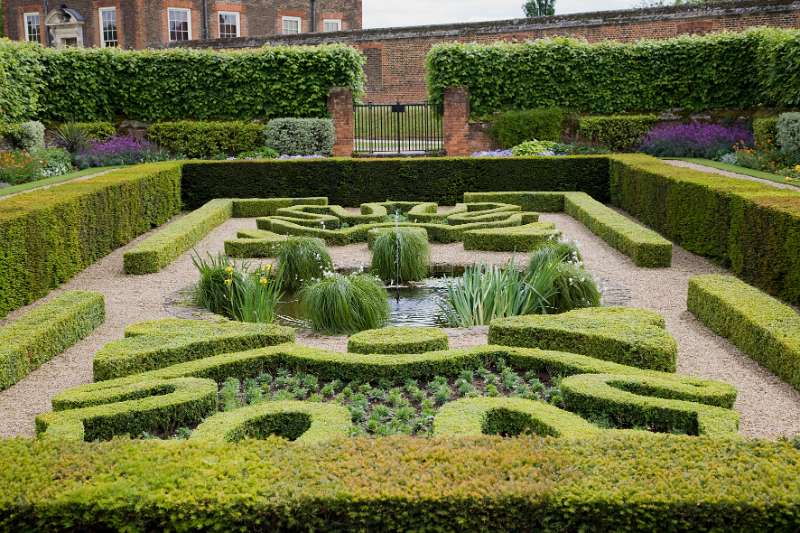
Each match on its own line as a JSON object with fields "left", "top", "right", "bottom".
{"left": 640, "top": 122, "right": 753, "bottom": 159}
{"left": 75, "top": 135, "right": 170, "bottom": 169}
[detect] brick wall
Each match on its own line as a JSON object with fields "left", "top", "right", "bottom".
{"left": 185, "top": 0, "right": 800, "bottom": 103}
{"left": 2, "top": 0, "right": 362, "bottom": 47}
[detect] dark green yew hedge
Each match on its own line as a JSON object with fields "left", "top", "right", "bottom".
{"left": 1, "top": 435, "right": 799, "bottom": 531}
{"left": 180, "top": 157, "right": 611, "bottom": 209}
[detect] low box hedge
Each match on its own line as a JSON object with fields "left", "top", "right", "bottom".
{"left": 0, "top": 162, "right": 182, "bottom": 318}
{"left": 93, "top": 318, "right": 295, "bottom": 381}
{"left": 688, "top": 274, "right": 800, "bottom": 391}
{"left": 2, "top": 434, "right": 798, "bottom": 530}
{"left": 463, "top": 221, "right": 559, "bottom": 252}
{"left": 0, "top": 291, "right": 105, "bottom": 391}
{"left": 180, "top": 157, "right": 611, "bottom": 209}
{"left": 348, "top": 327, "right": 449, "bottom": 355}
{"left": 488, "top": 307, "right": 678, "bottom": 372}
{"left": 224, "top": 229, "right": 287, "bottom": 258}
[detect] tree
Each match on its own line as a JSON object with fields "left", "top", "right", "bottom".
{"left": 523, "top": 0, "right": 556, "bottom": 17}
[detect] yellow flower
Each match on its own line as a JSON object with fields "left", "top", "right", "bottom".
{"left": 259, "top": 277, "right": 268, "bottom": 285}
{"left": 225, "top": 266, "right": 234, "bottom": 274}
{"left": 224, "top": 278, "right": 233, "bottom": 286}
{"left": 794, "top": 165, "right": 800, "bottom": 172}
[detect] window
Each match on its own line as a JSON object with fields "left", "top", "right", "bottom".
{"left": 168, "top": 8, "right": 191, "bottom": 41}
{"left": 282, "top": 16, "right": 301, "bottom": 34}
{"left": 218, "top": 11, "right": 239, "bottom": 38}
{"left": 323, "top": 19, "right": 341, "bottom": 32}
{"left": 99, "top": 7, "right": 118, "bottom": 47}
{"left": 24, "top": 13, "right": 41, "bottom": 43}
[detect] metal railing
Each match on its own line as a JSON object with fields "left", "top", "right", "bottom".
{"left": 354, "top": 102, "right": 444, "bottom": 155}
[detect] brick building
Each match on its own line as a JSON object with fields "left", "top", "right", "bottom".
{"left": 2, "top": 0, "right": 362, "bottom": 48}
{"left": 186, "top": 0, "right": 800, "bottom": 103}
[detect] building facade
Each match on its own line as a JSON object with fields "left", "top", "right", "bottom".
{"left": 3, "top": 0, "right": 362, "bottom": 49}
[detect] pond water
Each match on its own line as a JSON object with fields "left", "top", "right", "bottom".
{"left": 276, "top": 277, "right": 452, "bottom": 328}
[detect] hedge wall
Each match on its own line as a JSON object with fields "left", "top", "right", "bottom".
{"left": 7, "top": 433, "right": 800, "bottom": 530}
{"left": 0, "top": 43, "right": 364, "bottom": 123}
{"left": 609, "top": 154, "right": 800, "bottom": 305}
{"left": 0, "top": 162, "right": 182, "bottom": 318}
{"left": 426, "top": 29, "right": 800, "bottom": 116}
{"left": 180, "top": 157, "right": 611, "bottom": 208}
{"left": 0, "top": 39, "right": 45, "bottom": 123}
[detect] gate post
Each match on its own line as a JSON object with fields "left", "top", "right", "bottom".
{"left": 443, "top": 86, "right": 471, "bottom": 157}
{"left": 328, "top": 87, "right": 354, "bottom": 157}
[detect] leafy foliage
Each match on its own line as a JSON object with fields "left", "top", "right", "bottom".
{"left": 263, "top": 118, "right": 335, "bottom": 156}
{"left": 0, "top": 40, "right": 45, "bottom": 122}
{"left": 578, "top": 115, "right": 660, "bottom": 151}
{"left": 300, "top": 273, "right": 390, "bottom": 334}
{"left": 0, "top": 120, "right": 44, "bottom": 150}
{"left": 489, "top": 108, "right": 564, "bottom": 148}
{"left": 147, "top": 121, "right": 266, "bottom": 158}
{"left": 777, "top": 112, "right": 800, "bottom": 165}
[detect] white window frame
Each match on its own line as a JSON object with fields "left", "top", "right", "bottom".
{"left": 98, "top": 7, "right": 118, "bottom": 47}
{"left": 217, "top": 11, "right": 240, "bottom": 38}
{"left": 24, "top": 12, "right": 41, "bottom": 43}
{"left": 282, "top": 16, "right": 301, "bottom": 35}
{"left": 322, "top": 18, "right": 341, "bottom": 32}
{"left": 168, "top": 7, "right": 192, "bottom": 42}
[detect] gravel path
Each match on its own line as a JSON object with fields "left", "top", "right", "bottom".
{"left": 1, "top": 214, "right": 799, "bottom": 439}
{"left": 664, "top": 159, "right": 799, "bottom": 191}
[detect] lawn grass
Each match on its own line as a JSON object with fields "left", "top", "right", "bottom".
{"left": 0, "top": 166, "right": 120, "bottom": 198}
{"left": 670, "top": 158, "right": 800, "bottom": 188}
{"left": 354, "top": 106, "right": 442, "bottom": 141}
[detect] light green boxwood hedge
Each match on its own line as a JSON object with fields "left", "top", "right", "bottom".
{"left": 0, "top": 291, "right": 104, "bottom": 391}
{"left": 489, "top": 307, "right": 678, "bottom": 372}
{"left": 348, "top": 327, "right": 449, "bottom": 354}
{"left": 462, "top": 221, "right": 559, "bottom": 252}
{"left": 688, "top": 274, "right": 800, "bottom": 391}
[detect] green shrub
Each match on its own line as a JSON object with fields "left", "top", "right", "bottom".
{"left": 300, "top": 273, "right": 389, "bottom": 334}
{"left": 608, "top": 154, "right": 800, "bottom": 305}
{"left": 190, "top": 400, "right": 352, "bottom": 443}
{"left": 688, "top": 275, "right": 800, "bottom": 391}
{"left": 427, "top": 30, "right": 800, "bottom": 115}
{"left": 0, "top": 40, "right": 45, "bottom": 122}
{"left": 0, "top": 162, "right": 182, "bottom": 318}
{"left": 489, "top": 108, "right": 564, "bottom": 148}
{"left": 225, "top": 229, "right": 288, "bottom": 258}
{"left": 348, "top": 327, "right": 448, "bottom": 354}
{"left": 232, "top": 197, "right": 328, "bottom": 218}
{"left": 370, "top": 228, "right": 430, "bottom": 283}
{"left": 180, "top": 157, "right": 612, "bottom": 209}
{"left": 147, "top": 121, "right": 266, "bottom": 158}
{"left": 93, "top": 318, "right": 294, "bottom": 381}
{"left": 0, "top": 291, "right": 104, "bottom": 391}
{"left": 511, "top": 140, "right": 559, "bottom": 156}
{"left": 433, "top": 396, "right": 601, "bottom": 438}
{"left": 277, "top": 237, "right": 333, "bottom": 292}
{"left": 263, "top": 118, "right": 335, "bottom": 156}
{"left": 463, "top": 191, "right": 567, "bottom": 212}
{"left": 236, "top": 146, "right": 279, "bottom": 160}
{"left": 462, "top": 222, "right": 559, "bottom": 252}
{"left": 777, "top": 112, "right": 800, "bottom": 164}
{"left": 489, "top": 307, "right": 678, "bottom": 372}
{"left": 753, "top": 117, "right": 779, "bottom": 150}
{"left": 0, "top": 120, "right": 44, "bottom": 150}
{"left": 54, "top": 122, "right": 116, "bottom": 153}
{"left": 578, "top": 115, "right": 659, "bottom": 151}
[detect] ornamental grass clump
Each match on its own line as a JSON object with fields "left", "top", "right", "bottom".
{"left": 300, "top": 273, "right": 389, "bottom": 334}
{"left": 443, "top": 241, "right": 600, "bottom": 327}
{"left": 276, "top": 237, "right": 333, "bottom": 293}
{"left": 192, "top": 253, "right": 282, "bottom": 324}
{"left": 640, "top": 122, "right": 753, "bottom": 159}
{"left": 371, "top": 228, "right": 430, "bottom": 284}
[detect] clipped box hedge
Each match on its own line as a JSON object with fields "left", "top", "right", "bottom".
{"left": 0, "top": 291, "right": 104, "bottom": 391}
{"left": 463, "top": 221, "right": 559, "bottom": 252}
{"left": 348, "top": 327, "right": 449, "bottom": 354}
{"left": 2, "top": 434, "right": 799, "bottom": 530}
{"left": 688, "top": 274, "right": 800, "bottom": 391}
{"left": 489, "top": 307, "right": 678, "bottom": 372}
{"left": 0, "top": 162, "right": 182, "bottom": 318}
{"left": 609, "top": 154, "right": 800, "bottom": 305}
{"left": 180, "top": 157, "right": 611, "bottom": 209}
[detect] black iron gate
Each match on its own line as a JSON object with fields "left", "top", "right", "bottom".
{"left": 354, "top": 102, "right": 443, "bottom": 156}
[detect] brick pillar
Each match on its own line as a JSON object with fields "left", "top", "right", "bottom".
{"left": 443, "top": 86, "right": 471, "bottom": 157}
{"left": 328, "top": 87, "right": 354, "bottom": 157}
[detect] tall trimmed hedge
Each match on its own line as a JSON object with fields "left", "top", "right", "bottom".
{"left": 0, "top": 43, "right": 364, "bottom": 123}
{"left": 427, "top": 29, "right": 799, "bottom": 115}
{"left": 0, "top": 162, "right": 182, "bottom": 317}
{"left": 181, "top": 157, "right": 611, "bottom": 208}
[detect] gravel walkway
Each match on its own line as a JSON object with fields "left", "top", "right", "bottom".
{"left": 1, "top": 214, "right": 799, "bottom": 439}
{"left": 664, "top": 159, "right": 800, "bottom": 191}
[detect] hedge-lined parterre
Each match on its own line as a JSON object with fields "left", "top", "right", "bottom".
{"left": 464, "top": 191, "right": 672, "bottom": 267}
{"left": 688, "top": 275, "right": 800, "bottom": 391}
{"left": 433, "top": 396, "right": 601, "bottom": 438}
{"left": 124, "top": 197, "right": 328, "bottom": 274}
{"left": 2, "top": 434, "right": 800, "bottom": 530}
{"left": 224, "top": 229, "right": 288, "bottom": 258}
{"left": 92, "top": 318, "right": 295, "bottom": 381}
{"left": 463, "top": 222, "right": 559, "bottom": 252}
{"left": 0, "top": 291, "right": 105, "bottom": 391}
{"left": 348, "top": 327, "right": 449, "bottom": 355}
{"left": 189, "top": 400, "right": 352, "bottom": 443}
{"left": 489, "top": 307, "right": 678, "bottom": 372}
